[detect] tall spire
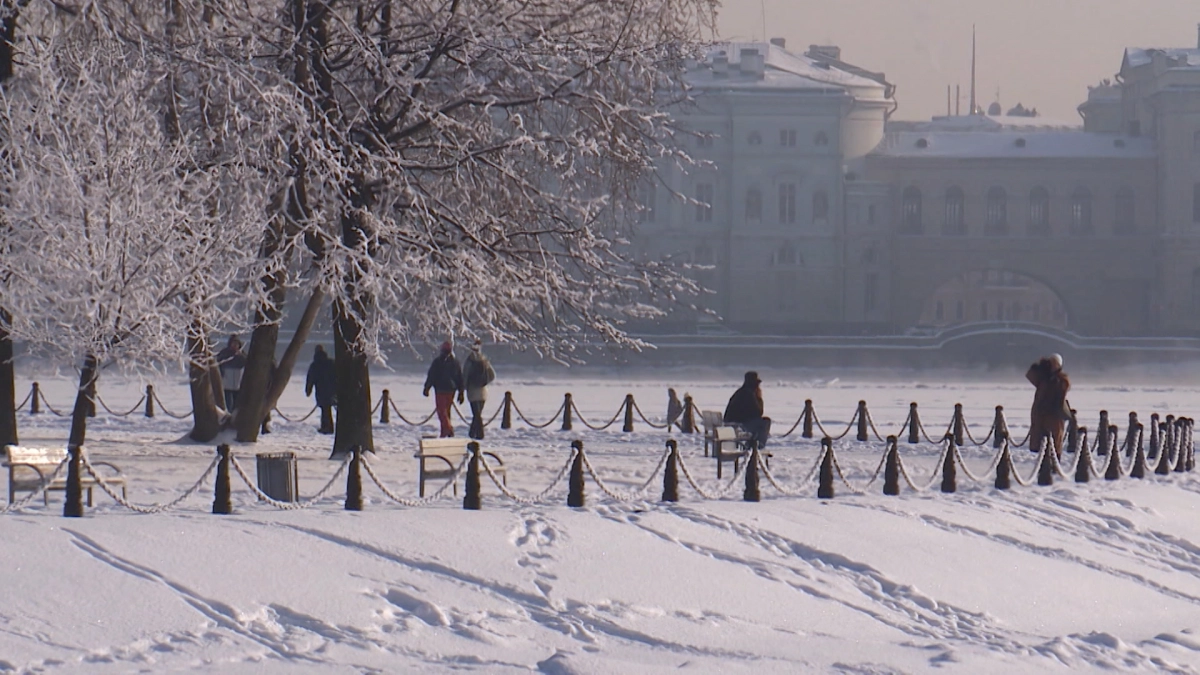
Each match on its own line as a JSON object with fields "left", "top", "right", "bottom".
{"left": 969, "top": 25, "right": 977, "bottom": 115}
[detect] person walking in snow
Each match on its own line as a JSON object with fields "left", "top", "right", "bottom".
{"left": 1026, "top": 353, "right": 1071, "bottom": 459}
{"left": 305, "top": 345, "right": 337, "bottom": 434}
{"left": 666, "top": 388, "right": 684, "bottom": 431}
{"left": 724, "top": 371, "right": 771, "bottom": 450}
{"left": 216, "top": 335, "right": 245, "bottom": 413}
{"left": 423, "top": 341, "right": 464, "bottom": 438}
{"left": 461, "top": 339, "right": 496, "bottom": 440}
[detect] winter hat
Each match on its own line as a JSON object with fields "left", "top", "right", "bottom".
{"left": 743, "top": 371, "right": 761, "bottom": 386}
{"left": 1049, "top": 353, "right": 1063, "bottom": 371}
{"left": 440, "top": 340, "right": 453, "bottom": 354}
{"left": 472, "top": 339, "right": 482, "bottom": 352}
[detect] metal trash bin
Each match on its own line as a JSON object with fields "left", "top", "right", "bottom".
{"left": 256, "top": 452, "right": 299, "bottom": 502}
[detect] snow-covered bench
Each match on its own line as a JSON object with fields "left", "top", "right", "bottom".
{"left": 415, "top": 438, "right": 506, "bottom": 497}
{"left": 4, "top": 445, "right": 126, "bottom": 506}
{"left": 700, "top": 410, "right": 725, "bottom": 457}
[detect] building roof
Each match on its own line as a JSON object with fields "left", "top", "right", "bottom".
{"left": 894, "top": 115, "right": 1081, "bottom": 133}
{"left": 1123, "top": 47, "right": 1200, "bottom": 69}
{"left": 872, "top": 130, "right": 1154, "bottom": 160}
{"left": 688, "top": 42, "right": 892, "bottom": 101}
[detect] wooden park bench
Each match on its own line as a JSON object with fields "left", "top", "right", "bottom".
{"left": 416, "top": 437, "right": 506, "bottom": 497}
{"left": 4, "top": 445, "right": 126, "bottom": 506}
{"left": 713, "top": 426, "right": 771, "bottom": 480}
{"left": 700, "top": 410, "right": 725, "bottom": 457}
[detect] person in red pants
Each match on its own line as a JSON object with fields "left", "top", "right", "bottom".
{"left": 423, "top": 341, "right": 464, "bottom": 437}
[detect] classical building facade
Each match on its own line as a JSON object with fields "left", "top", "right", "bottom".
{"left": 634, "top": 34, "right": 1200, "bottom": 338}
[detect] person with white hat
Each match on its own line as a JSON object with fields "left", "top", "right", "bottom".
{"left": 1025, "top": 353, "right": 1071, "bottom": 459}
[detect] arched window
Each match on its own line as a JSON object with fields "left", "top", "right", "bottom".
{"left": 943, "top": 187, "right": 964, "bottom": 235}
{"left": 1115, "top": 187, "right": 1135, "bottom": 234}
{"left": 901, "top": 186, "right": 922, "bottom": 234}
{"left": 778, "top": 183, "right": 797, "bottom": 224}
{"left": 814, "top": 131, "right": 830, "bottom": 147}
{"left": 1028, "top": 186, "right": 1050, "bottom": 235}
{"left": 748, "top": 131, "right": 762, "bottom": 146}
{"left": 745, "top": 188, "right": 762, "bottom": 222}
{"left": 812, "top": 190, "right": 829, "bottom": 224}
{"left": 985, "top": 187, "right": 1008, "bottom": 235}
{"left": 1070, "top": 187, "right": 1093, "bottom": 234}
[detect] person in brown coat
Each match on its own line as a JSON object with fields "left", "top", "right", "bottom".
{"left": 1026, "top": 353, "right": 1071, "bottom": 458}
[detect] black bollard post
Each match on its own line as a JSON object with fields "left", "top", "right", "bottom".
{"left": 463, "top": 442, "right": 482, "bottom": 510}
{"left": 1105, "top": 431, "right": 1121, "bottom": 480}
{"left": 1065, "top": 411, "right": 1078, "bottom": 454}
{"left": 380, "top": 389, "right": 390, "bottom": 424}
{"left": 213, "top": 445, "right": 232, "bottom": 514}
{"left": 63, "top": 445, "right": 84, "bottom": 517}
{"left": 856, "top": 400, "right": 869, "bottom": 442}
{"left": 501, "top": 391, "right": 513, "bottom": 429}
{"left": 1187, "top": 419, "right": 1196, "bottom": 472}
{"left": 662, "top": 440, "right": 679, "bottom": 502}
{"left": 883, "top": 436, "right": 900, "bottom": 496}
{"left": 622, "top": 394, "right": 634, "bottom": 433}
{"left": 817, "top": 437, "right": 835, "bottom": 499}
{"left": 345, "top": 446, "right": 363, "bottom": 511}
{"left": 1124, "top": 413, "right": 1138, "bottom": 456}
{"left": 1037, "top": 437, "right": 1054, "bottom": 486}
{"left": 1097, "top": 411, "right": 1110, "bottom": 456}
{"left": 30, "top": 382, "right": 40, "bottom": 414}
{"left": 1175, "top": 418, "right": 1187, "bottom": 473}
{"left": 681, "top": 396, "right": 695, "bottom": 434}
{"left": 1131, "top": 424, "right": 1147, "bottom": 478}
{"left": 567, "top": 440, "right": 585, "bottom": 507}
{"left": 802, "top": 399, "right": 815, "bottom": 439}
{"left": 144, "top": 384, "right": 155, "bottom": 417}
{"left": 995, "top": 443, "right": 1012, "bottom": 490}
{"left": 1156, "top": 423, "right": 1172, "bottom": 475}
{"left": 907, "top": 402, "right": 920, "bottom": 444}
{"left": 743, "top": 447, "right": 761, "bottom": 502}
{"left": 993, "top": 406, "right": 1007, "bottom": 449}
{"left": 561, "top": 393, "right": 574, "bottom": 432}
{"left": 953, "top": 404, "right": 965, "bottom": 447}
{"left": 941, "top": 435, "right": 957, "bottom": 494}
{"left": 1148, "top": 414, "right": 1161, "bottom": 459}
{"left": 1075, "top": 428, "right": 1091, "bottom": 483}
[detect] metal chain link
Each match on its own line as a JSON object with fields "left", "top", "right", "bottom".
{"left": 96, "top": 394, "right": 147, "bottom": 417}
{"left": 83, "top": 451, "right": 217, "bottom": 514}
{"left": 579, "top": 447, "right": 670, "bottom": 501}
{"left": 229, "top": 453, "right": 349, "bottom": 509}
{"left": 361, "top": 453, "right": 464, "bottom": 506}
{"left": 480, "top": 449, "right": 575, "bottom": 505}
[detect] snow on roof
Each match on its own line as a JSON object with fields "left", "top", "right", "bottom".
{"left": 874, "top": 130, "right": 1154, "bottom": 159}
{"left": 900, "top": 115, "right": 1081, "bottom": 133}
{"left": 689, "top": 42, "right": 890, "bottom": 98}
{"left": 1124, "top": 47, "right": 1200, "bottom": 69}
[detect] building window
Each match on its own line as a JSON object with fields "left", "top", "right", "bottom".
{"left": 745, "top": 188, "right": 762, "bottom": 222}
{"left": 1115, "top": 187, "right": 1135, "bottom": 235}
{"left": 748, "top": 131, "right": 762, "bottom": 146}
{"left": 812, "top": 190, "right": 829, "bottom": 224}
{"left": 1070, "top": 187, "right": 1092, "bottom": 234}
{"left": 778, "top": 183, "right": 797, "bottom": 224}
{"left": 814, "top": 131, "right": 830, "bottom": 147}
{"left": 1028, "top": 186, "right": 1050, "bottom": 235}
{"left": 985, "top": 186, "right": 1008, "bottom": 235}
{"left": 864, "top": 273, "right": 878, "bottom": 311}
{"left": 901, "top": 186, "right": 922, "bottom": 234}
{"left": 639, "top": 181, "right": 656, "bottom": 223}
{"left": 943, "top": 187, "right": 964, "bottom": 235}
{"left": 695, "top": 183, "right": 713, "bottom": 223}
{"left": 779, "top": 129, "right": 797, "bottom": 147}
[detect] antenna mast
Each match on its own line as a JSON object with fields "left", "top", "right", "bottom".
{"left": 969, "top": 25, "right": 977, "bottom": 115}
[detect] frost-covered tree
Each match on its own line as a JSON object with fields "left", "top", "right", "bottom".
{"left": 241, "top": 0, "right": 714, "bottom": 454}
{"left": 0, "top": 6, "right": 272, "bottom": 449}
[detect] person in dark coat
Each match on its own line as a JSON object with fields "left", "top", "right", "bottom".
{"left": 1026, "top": 353, "right": 1071, "bottom": 459}
{"left": 423, "top": 341, "right": 464, "bottom": 438}
{"left": 724, "top": 371, "right": 771, "bottom": 449}
{"left": 462, "top": 339, "right": 496, "bottom": 440}
{"left": 305, "top": 345, "right": 337, "bottom": 434}
{"left": 215, "top": 335, "right": 245, "bottom": 412}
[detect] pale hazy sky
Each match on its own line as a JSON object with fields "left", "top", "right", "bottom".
{"left": 716, "top": 0, "right": 1200, "bottom": 122}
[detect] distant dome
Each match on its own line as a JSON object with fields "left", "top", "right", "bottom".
{"left": 987, "top": 101, "right": 1002, "bottom": 116}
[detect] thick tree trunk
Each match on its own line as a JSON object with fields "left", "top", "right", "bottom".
{"left": 185, "top": 328, "right": 222, "bottom": 442}
{"left": 67, "top": 353, "right": 98, "bottom": 451}
{"left": 332, "top": 298, "right": 373, "bottom": 458}
{"left": 0, "top": 314, "right": 15, "bottom": 447}
{"left": 259, "top": 288, "right": 325, "bottom": 417}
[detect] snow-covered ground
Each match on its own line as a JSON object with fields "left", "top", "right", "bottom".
{"left": 4, "top": 367, "right": 1200, "bottom": 674}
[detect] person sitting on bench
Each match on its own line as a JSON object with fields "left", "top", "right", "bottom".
{"left": 723, "top": 371, "right": 772, "bottom": 450}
